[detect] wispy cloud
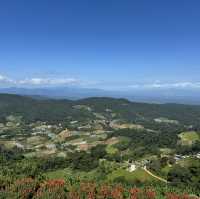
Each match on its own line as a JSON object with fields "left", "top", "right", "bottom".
{"left": 1, "top": 74, "right": 200, "bottom": 90}
{"left": 129, "top": 82, "right": 200, "bottom": 89}
{"left": 18, "top": 77, "right": 79, "bottom": 85}
{"left": 0, "top": 74, "right": 16, "bottom": 85}
{"left": 0, "top": 74, "right": 79, "bottom": 87}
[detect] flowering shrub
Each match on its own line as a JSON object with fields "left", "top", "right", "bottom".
{"left": 0, "top": 178, "right": 199, "bottom": 199}
{"left": 80, "top": 182, "right": 96, "bottom": 199}
{"left": 145, "top": 189, "right": 157, "bottom": 199}
{"left": 34, "top": 179, "right": 66, "bottom": 199}
{"left": 98, "top": 184, "right": 112, "bottom": 198}
{"left": 4, "top": 177, "right": 37, "bottom": 199}
{"left": 130, "top": 187, "right": 141, "bottom": 199}
{"left": 111, "top": 184, "right": 124, "bottom": 199}
{"left": 165, "top": 193, "right": 198, "bottom": 199}
{"left": 129, "top": 187, "right": 157, "bottom": 199}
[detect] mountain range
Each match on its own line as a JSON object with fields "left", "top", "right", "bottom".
{"left": 0, "top": 87, "right": 200, "bottom": 105}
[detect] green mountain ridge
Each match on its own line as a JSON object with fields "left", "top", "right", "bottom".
{"left": 0, "top": 94, "right": 200, "bottom": 126}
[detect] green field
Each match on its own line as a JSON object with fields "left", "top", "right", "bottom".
{"left": 46, "top": 167, "right": 159, "bottom": 184}
{"left": 45, "top": 168, "right": 99, "bottom": 181}
{"left": 178, "top": 131, "right": 200, "bottom": 145}
{"left": 45, "top": 168, "right": 70, "bottom": 179}
{"left": 107, "top": 168, "right": 158, "bottom": 183}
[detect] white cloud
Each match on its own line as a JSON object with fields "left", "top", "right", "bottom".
{"left": 0, "top": 74, "right": 15, "bottom": 84}
{"left": 0, "top": 73, "right": 200, "bottom": 90}
{"left": 0, "top": 74, "right": 79, "bottom": 87}
{"left": 18, "top": 77, "right": 79, "bottom": 85}
{"left": 129, "top": 82, "right": 200, "bottom": 90}
{"left": 0, "top": 75, "right": 6, "bottom": 81}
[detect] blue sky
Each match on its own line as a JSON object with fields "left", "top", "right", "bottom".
{"left": 0, "top": 0, "right": 200, "bottom": 90}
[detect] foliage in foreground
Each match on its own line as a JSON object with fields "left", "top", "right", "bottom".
{"left": 0, "top": 177, "right": 199, "bottom": 199}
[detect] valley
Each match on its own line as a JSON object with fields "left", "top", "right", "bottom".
{"left": 0, "top": 94, "right": 200, "bottom": 198}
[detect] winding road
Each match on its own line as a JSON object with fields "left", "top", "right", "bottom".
{"left": 143, "top": 166, "right": 168, "bottom": 183}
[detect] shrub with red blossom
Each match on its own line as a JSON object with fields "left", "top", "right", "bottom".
{"left": 111, "top": 184, "right": 124, "bottom": 199}
{"left": 166, "top": 193, "right": 198, "bottom": 199}
{"left": 6, "top": 177, "right": 37, "bottom": 199}
{"left": 98, "top": 184, "right": 112, "bottom": 199}
{"left": 79, "top": 182, "right": 96, "bottom": 199}
{"left": 0, "top": 178, "right": 199, "bottom": 199}
{"left": 145, "top": 189, "right": 156, "bottom": 199}
{"left": 34, "top": 179, "right": 66, "bottom": 199}
{"left": 129, "top": 187, "right": 156, "bottom": 199}
{"left": 129, "top": 187, "right": 141, "bottom": 199}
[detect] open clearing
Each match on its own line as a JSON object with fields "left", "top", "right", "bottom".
{"left": 178, "top": 131, "right": 199, "bottom": 145}
{"left": 45, "top": 168, "right": 98, "bottom": 181}
{"left": 107, "top": 168, "right": 158, "bottom": 183}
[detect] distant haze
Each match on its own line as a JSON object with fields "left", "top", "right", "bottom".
{"left": 0, "top": 87, "right": 200, "bottom": 105}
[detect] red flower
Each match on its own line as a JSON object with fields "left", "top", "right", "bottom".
{"left": 145, "top": 189, "right": 156, "bottom": 199}
{"left": 98, "top": 184, "right": 112, "bottom": 198}
{"left": 111, "top": 185, "right": 124, "bottom": 199}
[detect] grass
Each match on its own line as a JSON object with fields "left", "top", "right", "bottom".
{"left": 45, "top": 168, "right": 99, "bottom": 181}
{"left": 106, "top": 144, "right": 118, "bottom": 154}
{"left": 180, "top": 131, "right": 199, "bottom": 141}
{"left": 178, "top": 157, "right": 198, "bottom": 167}
{"left": 178, "top": 131, "right": 200, "bottom": 145}
{"left": 26, "top": 136, "right": 47, "bottom": 146}
{"left": 161, "top": 165, "right": 172, "bottom": 177}
{"left": 46, "top": 168, "right": 70, "bottom": 179}
{"left": 107, "top": 168, "right": 157, "bottom": 183}
{"left": 160, "top": 148, "right": 173, "bottom": 155}
{"left": 23, "top": 152, "right": 37, "bottom": 158}
{"left": 0, "top": 141, "right": 16, "bottom": 149}
{"left": 46, "top": 167, "right": 158, "bottom": 184}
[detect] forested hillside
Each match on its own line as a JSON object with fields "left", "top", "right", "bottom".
{"left": 1, "top": 94, "right": 200, "bottom": 125}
